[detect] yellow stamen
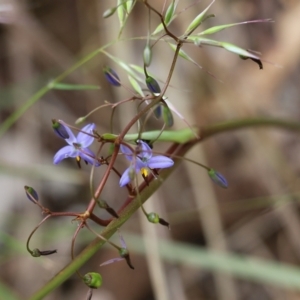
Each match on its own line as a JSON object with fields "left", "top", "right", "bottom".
{"left": 141, "top": 168, "right": 149, "bottom": 177}
{"left": 76, "top": 156, "right": 81, "bottom": 162}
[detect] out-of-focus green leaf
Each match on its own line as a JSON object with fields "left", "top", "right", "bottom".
{"left": 128, "top": 75, "right": 144, "bottom": 97}
{"left": 198, "top": 19, "right": 273, "bottom": 36}
{"left": 49, "top": 82, "right": 100, "bottom": 90}
{"left": 126, "top": 233, "right": 300, "bottom": 291}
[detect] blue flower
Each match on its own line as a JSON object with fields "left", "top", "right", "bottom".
{"left": 53, "top": 123, "right": 100, "bottom": 166}
{"left": 119, "top": 141, "right": 174, "bottom": 187}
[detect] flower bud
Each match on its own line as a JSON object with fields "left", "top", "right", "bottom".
{"left": 24, "top": 186, "right": 39, "bottom": 203}
{"left": 31, "top": 248, "right": 57, "bottom": 257}
{"left": 119, "top": 248, "right": 134, "bottom": 269}
{"left": 52, "top": 119, "right": 70, "bottom": 139}
{"left": 154, "top": 105, "right": 162, "bottom": 119}
{"left": 103, "top": 7, "right": 117, "bottom": 18}
{"left": 208, "top": 168, "right": 228, "bottom": 189}
{"left": 143, "top": 45, "right": 152, "bottom": 67}
{"left": 103, "top": 66, "right": 121, "bottom": 87}
{"left": 162, "top": 105, "right": 174, "bottom": 127}
{"left": 146, "top": 76, "right": 161, "bottom": 95}
{"left": 147, "top": 212, "right": 160, "bottom": 224}
{"left": 83, "top": 272, "right": 103, "bottom": 289}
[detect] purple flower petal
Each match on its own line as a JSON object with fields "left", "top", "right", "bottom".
{"left": 53, "top": 145, "right": 77, "bottom": 164}
{"left": 65, "top": 126, "right": 77, "bottom": 145}
{"left": 76, "top": 123, "right": 95, "bottom": 147}
{"left": 147, "top": 156, "right": 174, "bottom": 169}
{"left": 138, "top": 140, "right": 152, "bottom": 160}
{"left": 120, "top": 144, "right": 134, "bottom": 161}
{"left": 79, "top": 147, "right": 100, "bottom": 166}
{"left": 100, "top": 257, "right": 124, "bottom": 267}
{"left": 119, "top": 167, "right": 132, "bottom": 187}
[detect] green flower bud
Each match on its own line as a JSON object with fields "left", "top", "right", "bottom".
{"left": 147, "top": 212, "right": 160, "bottom": 224}
{"left": 83, "top": 272, "right": 103, "bottom": 289}
{"left": 143, "top": 45, "right": 152, "bottom": 67}
{"left": 162, "top": 105, "right": 174, "bottom": 127}
{"left": 24, "top": 186, "right": 39, "bottom": 203}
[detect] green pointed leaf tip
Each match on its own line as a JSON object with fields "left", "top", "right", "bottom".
{"left": 103, "top": 7, "right": 117, "bottom": 18}
{"left": 185, "top": 0, "right": 215, "bottom": 34}
{"left": 163, "top": 105, "right": 174, "bottom": 127}
{"left": 221, "top": 42, "right": 259, "bottom": 59}
{"left": 143, "top": 45, "right": 152, "bottom": 67}
{"left": 208, "top": 168, "right": 228, "bottom": 188}
{"left": 25, "top": 186, "right": 39, "bottom": 203}
{"left": 117, "top": 0, "right": 126, "bottom": 26}
{"left": 147, "top": 212, "right": 160, "bottom": 224}
{"left": 83, "top": 272, "right": 103, "bottom": 289}
{"left": 165, "top": 1, "right": 176, "bottom": 25}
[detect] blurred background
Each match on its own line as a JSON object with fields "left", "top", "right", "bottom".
{"left": 1, "top": 0, "right": 300, "bottom": 299}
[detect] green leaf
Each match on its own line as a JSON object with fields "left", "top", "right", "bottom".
{"left": 168, "top": 43, "right": 202, "bottom": 69}
{"left": 126, "top": 0, "right": 136, "bottom": 13}
{"left": 184, "top": 0, "right": 215, "bottom": 34}
{"left": 117, "top": 0, "right": 126, "bottom": 27}
{"left": 198, "top": 19, "right": 273, "bottom": 36}
{"left": 221, "top": 42, "right": 259, "bottom": 59}
{"left": 152, "top": 0, "right": 178, "bottom": 35}
{"left": 49, "top": 82, "right": 100, "bottom": 90}
{"left": 128, "top": 75, "right": 144, "bottom": 97}
{"left": 164, "top": 0, "right": 177, "bottom": 25}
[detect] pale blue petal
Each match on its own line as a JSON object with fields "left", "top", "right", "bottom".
{"left": 53, "top": 145, "right": 77, "bottom": 164}
{"left": 77, "top": 123, "right": 95, "bottom": 147}
{"left": 147, "top": 156, "right": 174, "bottom": 169}
{"left": 65, "top": 126, "right": 77, "bottom": 145}
{"left": 119, "top": 168, "right": 132, "bottom": 187}
{"left": 138, "top": 140, "right": 152, "bottom": 160}
{"left": 79, "top": 147, "right": 100, "bottom": 166}
{"left": 120, "top": 144, "right": 134, "bottom": 161}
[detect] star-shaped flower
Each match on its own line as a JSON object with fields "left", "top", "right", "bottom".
{"left": 53, "top": 123, "right": 100, "bottom": 166}
{"left": 119, "top": 140, "right": 174, "bottom": 187}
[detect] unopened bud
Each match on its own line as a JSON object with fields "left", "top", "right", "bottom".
{"left": 31, "top": 248, "right": 57, "bottom": 257}
{"left": 143, "top": 45, "right": 152, "bottom": 67}
{"left": 52, "top": 119, "right": 70, "bottom": 139}
{"left": 24, "top": 186, "right": 39, "bottom": 203}
{"left": 146, "top": 76, "right": 161, "bottom": 95}
{"left": 208, "top": 168, "right": 228, "bottom": 189}
{"left": 103, "top": 66, "right": 121, "bottom": 87}
{"left": 83, "top": 272, "right": 103, "bottom": 289}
